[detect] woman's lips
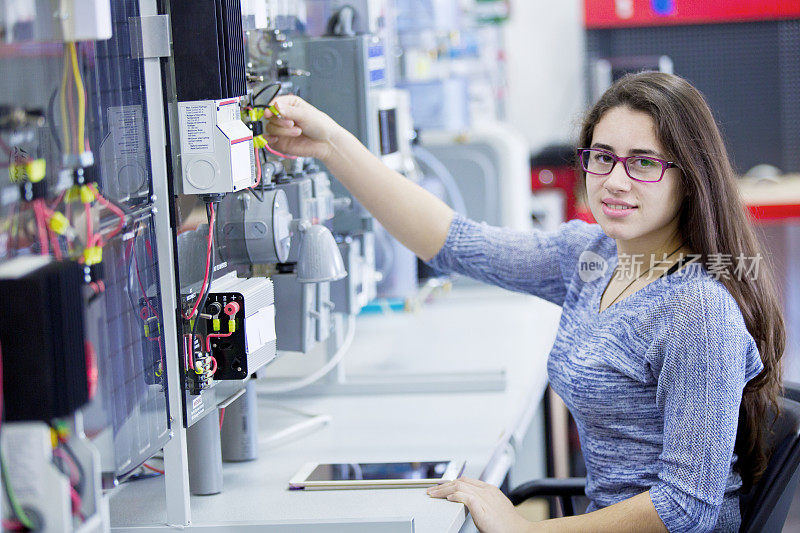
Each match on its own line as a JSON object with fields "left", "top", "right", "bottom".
{"left": 601, "top": 201, "right": 638, "bottom": 218}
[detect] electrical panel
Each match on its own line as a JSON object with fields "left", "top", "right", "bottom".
{"left": 0, "top": 0, "right": 171, "bottom": 505}
{"left": 0, "top": 1, "right": 388, "bottom": 527}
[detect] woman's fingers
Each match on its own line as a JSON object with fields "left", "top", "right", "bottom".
{"left": 265, "top": 116, "right": 295, "bottom": 128}
{"left": 446, "top": 490, "right": 478, "bottom": 508}
{"left": 427, "top": 479, "right": 475, "bottom": 498}
{"left": 264, "top": 121, "right": 302, "bottom": 137}
{"left": 455, "top": 477, "right": 490, "bottom": 488}
{"left": 427, "top": 477, "right": 485, "bottom": 496}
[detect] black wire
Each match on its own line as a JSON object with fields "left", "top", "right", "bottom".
{"left": 56, "top": 438, "right": 86, "bottom": 495}
{"left": 248, "top": 187, "right": 263, "bottom": 202}
{"left": 47, "top": 86, "right": 63, "bottom": 154}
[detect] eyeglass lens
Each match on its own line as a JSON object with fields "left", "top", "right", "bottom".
{"left": 581, "top": 149, "right": 664, "bottom": 182}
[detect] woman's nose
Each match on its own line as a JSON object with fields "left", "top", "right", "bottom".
{"left": 603, "top": 163, "right": 632, "bottom": 193}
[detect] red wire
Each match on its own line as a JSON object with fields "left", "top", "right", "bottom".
{"left": 84, "top": 201, "right": 94, "bottom": 248}
{"left": 33, "top": 200, "right": 49, "bottom": 255}
{"left": 183, "top": 334, "right": 193, "bottom": 372}
{"left": 208, "top": 355, "right": 217, "bottom": 375}
{"left": 183, "top": 204, "right": 216, "bottom": 320}
{"left": 219, "top": 407, "right": 225, "bottom": 429}
{"left": 142, "top": 463, "right": 164, "bottom": 475}
{"left": 250, "top": 143, "right": 262, "bottom": 190}
{"left": 53, "top": 448, "right": 80, "bottom": 486}
{"left": 264, "top": 142, "right": 297, "bottom": 160}
{"left": 49, "top": 227, "right": 62, "bottom": 260}
{"left": 37, "top": 202, "right": 63, "bottom": 259}
{"left": 69, "top": 486, "right": 82, "bottom": 515}
{"left": 49, "top": 189, "right": 66, "bottom": 210}
{"left": 205, "top": 331, "right": 233, "bottom": 352}
{"left": 89, "top": 184, "right": 125, "bottom": 242}
{"left": 85, "top": 340, "right": 98, "bottom": 400}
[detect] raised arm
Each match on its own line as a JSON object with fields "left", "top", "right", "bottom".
{"left": 265, "top": 95, "right": 605, "bottom": 305}
{"left": 264, "top": 95, "right": 453, "bottom": 261}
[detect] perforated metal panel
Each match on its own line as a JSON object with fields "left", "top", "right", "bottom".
{"left": 587, "top": 20, "right": 800, "bottom": 174}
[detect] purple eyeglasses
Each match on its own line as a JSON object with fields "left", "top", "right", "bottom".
{"left": 577, "top": 147, "right": 679, "bottom": 183}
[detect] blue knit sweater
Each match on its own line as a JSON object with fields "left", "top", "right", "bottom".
{"left": 427, "top": 214, "right": 764, "bottom": 532}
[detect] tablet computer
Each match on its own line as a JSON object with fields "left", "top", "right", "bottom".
{"left": 288, "top": 460, "right": 465, "bottom": 490}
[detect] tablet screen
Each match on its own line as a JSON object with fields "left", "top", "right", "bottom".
{"left": 306, "top": 461, "right": 451, "bottom": 482}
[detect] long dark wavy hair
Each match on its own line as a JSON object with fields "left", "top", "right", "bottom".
{"left": 577, "top": 72, "right": 785, "bottom": 492}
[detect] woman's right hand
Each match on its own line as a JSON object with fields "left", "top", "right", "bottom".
{"left": 262, "top": 95, "right": 344, "bottom": 162}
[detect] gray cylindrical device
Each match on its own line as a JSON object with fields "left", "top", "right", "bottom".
{"left": 186, "top": 408, "right": 224, "bottom": 495}
{"left": 220, "top": 381, "right": 259, "bottom": 462}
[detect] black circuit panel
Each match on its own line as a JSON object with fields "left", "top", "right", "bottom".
{"left": 169, "top": 0, "right": 247, "bottom": 101}
{"left": 204, "top": 292, "right": 248, "bottom": 380}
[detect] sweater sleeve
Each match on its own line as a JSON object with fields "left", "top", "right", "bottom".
{"left": 425, "top": 213, "right": 605, "bottom": 306}
{"left": 648, "top": 280, "right": 764, "bottom": 533}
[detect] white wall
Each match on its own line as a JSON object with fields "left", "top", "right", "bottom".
{"left": 504, "top": 0, "right": 586, "bottom": 154}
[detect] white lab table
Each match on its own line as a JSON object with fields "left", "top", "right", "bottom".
{"left": 109, "top": 285, "right": 562, "bottom": 532}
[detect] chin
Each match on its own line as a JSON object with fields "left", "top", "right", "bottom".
{"left": 595, "top": 217, "right": 638, "bottom": 242}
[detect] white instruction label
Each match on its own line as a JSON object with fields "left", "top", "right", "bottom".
{"left": 178, "top": 101, "right": 214, "bottom": 154}
{"left": 245, "top": 305, "right": 277, "bottom": 353}
{"left": 108, "top": 105, "right": 144, "bottom": 155}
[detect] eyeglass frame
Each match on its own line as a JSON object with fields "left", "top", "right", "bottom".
{"left": 576, "top": 147, "right": 680, "bottom": 183}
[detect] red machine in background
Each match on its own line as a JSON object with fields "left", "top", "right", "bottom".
{"left": 583, "top": 0, "right": 800, "bottom": 28}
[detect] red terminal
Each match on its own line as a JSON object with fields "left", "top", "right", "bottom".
{"left": 224, "top": 301, "right": 240, "bottom": 317}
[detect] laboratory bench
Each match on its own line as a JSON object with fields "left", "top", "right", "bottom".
{"left": 109, "top": 285, "right": 562, "bottom": 532}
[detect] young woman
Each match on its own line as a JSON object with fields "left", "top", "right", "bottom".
{"left": 264, "top": 72, "right": 785, "bottom": 533}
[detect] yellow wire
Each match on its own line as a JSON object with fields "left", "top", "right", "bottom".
{"left": 60, "top": 45, "right": 70, "bottom": 154}
{"left": 69, "top": 43, "right": 85, "bottom": 154}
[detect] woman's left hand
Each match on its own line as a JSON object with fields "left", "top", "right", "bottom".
{"left": 427, "top": 477, "right": 532, "bottom": 533}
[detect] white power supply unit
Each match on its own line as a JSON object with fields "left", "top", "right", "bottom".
{"left": 177, "top": 98, "right": 256, "bottom": 195}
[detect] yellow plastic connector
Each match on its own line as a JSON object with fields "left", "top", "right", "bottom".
{"left": 65, "top": 186, "right": 81, "bottom": 203}
{"left": 48, "top": 211, "right": 70, "bottom": 235}
{"left": 8, "top": 158, "right": 46, "bottom": 184}
{"left": 253, "top": 135, "right": 267, "bottom": 149}
{"left": 228, "top": 319, "right": 236, "bottom": 333}
{"left": 83, "top": 245, "right": 103, "bottom": 265}
{"left": 79, "top": 185, "right": 96, "bottom": 204}
{"left": 144, "top": 318, "right": 161, "bottom": 338}
{"left": 212, "top": 318, "right": 221, "bottom": 331}
{"left": 247, "top": 107, "right": 265, "bottom": 122}
{"left": 27, "top": 159, "right": 46, "bottom": 182}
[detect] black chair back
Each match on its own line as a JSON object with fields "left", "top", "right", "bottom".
{"left": 739, "top": 391, "right": 800, "bottom": 533}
